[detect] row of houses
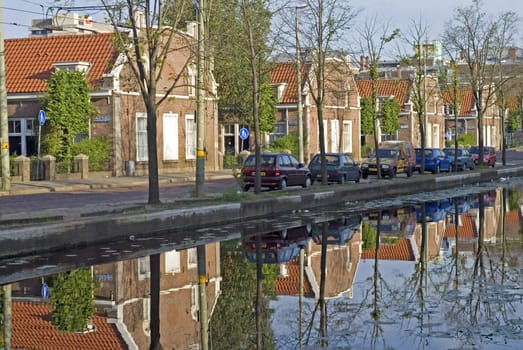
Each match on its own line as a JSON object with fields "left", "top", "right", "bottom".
{"left": 4, "top": 15, "right": 513, "bottom": 177}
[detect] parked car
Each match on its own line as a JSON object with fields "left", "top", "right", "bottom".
{"left": 443, "top": 147, "right": 475, "bottom": 171}
{"left": 469, "top": 146, "right": 496, "bottom": 167}
{"left": 241, "top": 153, "right": 312, "bottom": 191}
{"left": 308, "top": 153, "right": 361, "bottom": 184}
{"left": 415, "top": 148, "right": 452, "bottom": 174}
{"left": 361, "top": 140, "right": 416, "bottom": 178}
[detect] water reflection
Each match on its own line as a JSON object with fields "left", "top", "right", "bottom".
{"left": 2, "top": 185, "right": 523, "bottom": 349}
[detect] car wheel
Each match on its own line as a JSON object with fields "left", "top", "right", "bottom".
{"left": 355, "top": 173, "right": 361, "bottom": 183}
{"left": 389, "top": 168, "right": 396, "bottom": 178}
{"left": 491, "top": 161, "right": 495, "bottom": 168}
{"left": 279, "top": 178, "right": 287, "bottom": 190}
{"left": 433, "top": 164, "right": 440, "bottom": 174}
{"left": 362, "top": 173, "right": 368, "bottom": 179}
{"left": 303, "top": 176, "right": 312, "bottom": 189}
{"left": 407, "top": 167, "right": 413, "bottom": 177}
{"left": 339, "top": 175, "right": 345, "bottom": 185}
{"left": 243, "top": 185, "right": 251, "bottom": 192}
{"left": 469, "top": 162, "right": 475, "bottom": 170}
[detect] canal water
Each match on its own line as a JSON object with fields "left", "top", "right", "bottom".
{"left": 1, "top": 179, "right": 523, "bottom": 349}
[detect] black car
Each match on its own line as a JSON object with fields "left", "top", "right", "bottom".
{"left": 308, "top": 153, "right": 361, "bottom": 184}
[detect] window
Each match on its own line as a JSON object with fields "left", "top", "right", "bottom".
{"left": 187, "top": 247, "right": 197, "bottom": 269}
{"left": 163, "top": 113, "right": 179, "bottom": 160}
{"left": 136, "top": 112, "right": 148, "bottom": 161}
{"left": 185, "top": 114, "right": 196, "bottom": 159}
{"left": 188, "top": 65, "right": 196, "bottom": 97}
{"left": 138, "top": 256, "right": 150, "bottom": 280}
{"left": 342, "top": 120, "right": 352, "bottom": 153}
{"left": 165, "top": 249, "right": 181, "bottom": 273}
{"left": 331, "top": 120, "right": 339, "bottom": 153}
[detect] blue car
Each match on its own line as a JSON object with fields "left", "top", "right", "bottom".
{"left": 415, "top": 148, "right": 452, "bottom": 174}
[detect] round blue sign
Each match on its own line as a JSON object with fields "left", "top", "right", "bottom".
{"left": 38, "top": 110, "right": 46, "bottom": 126}
{"left": 239, "top": 127, "right": 249, "bottom": 140}
{"left": 41, "top": 282, "right": 49, "bottom": 299}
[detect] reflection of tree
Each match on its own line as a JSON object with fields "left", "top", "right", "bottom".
{"left": 210, "top": 240, "right": 277, "bottom": 349}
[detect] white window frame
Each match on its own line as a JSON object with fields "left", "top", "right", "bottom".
{"left": 136, "top": 112, "right": 148, "bottom": 161}
{"left": 138, "top": 256, "right": 150, "bottom": 280}
{"left": 163, "top": 113, "right": 179, "bottom": 161}
{"left": 331, "top": 119, "right": 339, "bottom": 153}
{"left": 187, "top": 247, "right": 197, "bottom": 269}
{"left": 165, "top": 249, "right": 181, "bottom": 274}
{"left": 185, "top": 114, "right": 196, "bottom": 160}
{"left": 188, "top": 65, "right": 196, "bottom": 97}
{"left": 342, "top": 120, "right": 352, "bottom": 153}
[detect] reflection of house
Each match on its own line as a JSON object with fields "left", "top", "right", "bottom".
{"left": 364, "top": 207, "right": 417, "bottom": 237}
{"left": 273, "top": 221, "right": 362, "bottom": 299}
{"left": 356, "top": 78, "right": 445, "bottom": 149}
{"left": 11, "top": 244, "right": 221, "bottom": 349}
{"left": 11, "top": 301, "right": 127, "bottom": 349}
{"left": 5, "top": 23, "right": 219, "bottom": 175}
{"left": 94, "top": 244, "right": 221, "bottom": 350}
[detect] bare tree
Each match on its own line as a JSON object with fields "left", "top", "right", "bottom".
{"left": 101, "top": 0, "right": 195, "bottom": 204}
{"left": 355, "top": 16, "right": 399, "bottom": 178}
{"left": 442, "top": 0, "right": 518, "bottom": 164}
{"left": 297, "top": 0, "right": 356, "bottom": 185}
{"left": 400, "top": 17, "right": 440, "bottom": 174}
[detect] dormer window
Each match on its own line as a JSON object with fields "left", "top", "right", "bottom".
{"left": 271, "top": 83, "right": 286, "bottom": 102}
{"left": 52, "top": 61, "right": 91, "bottom": 73}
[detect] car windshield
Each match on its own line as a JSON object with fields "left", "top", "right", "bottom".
{"left": 243, "top": 155, "right": 276, "bottom": 167}
{"left": 377, "top": 148, "right": 398, "bottom": 158}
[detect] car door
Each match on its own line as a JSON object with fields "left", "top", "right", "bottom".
{"left": 342, "top": 155, "right": 357, "bottom": 180}
{"left": 280, "top": 155, "right": 296, "bottom": 185}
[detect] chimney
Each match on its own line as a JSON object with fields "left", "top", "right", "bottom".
{"left": 134, "top": 10, "right": 145, "bottom": 29}
{"left": 186, "top": 21, "right": 197, "bottom": 38}
{"left": 508, "top": 47, "right": 516, "bottom": 61}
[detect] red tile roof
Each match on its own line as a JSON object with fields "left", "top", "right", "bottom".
{"left": 361, "top": 238, "right": 415, "bottom": 261}
{"left": 12, "top": 301, "right": 128, "bottom": 350}
{"left": 505, "top": 210, "right": 520, "bottom": 225}
{"left": 355, "top": 79, "right": 412, "bottom": 104}
{"left": 274, "top": 257, "right": 314, "bottom": 297}
{"left": 441, "top": 86, "right": 475, "bottom": 115}
{"left": 271, "top": 61, "right": 311, "bottom": 104}
{"left": 444, "top": 214, "right": 477, "bottom": 239}
{"left": 5, "top": 33, "right": 118, "bottom": 93}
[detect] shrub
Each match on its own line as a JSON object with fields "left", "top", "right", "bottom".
{"left": 70, "top": 137, "right": 111, "bottom": 172}
{"left": 269, "top": 134, "right": 298, "bottom": 156}
{"left": 457, "top": 132, "right": 476, "bottom": 147}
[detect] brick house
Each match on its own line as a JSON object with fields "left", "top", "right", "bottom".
{"left": 5, "top": 24, "right": 219, "bottom": 177}
{"left": 270, "top": 57, "right": 362, "bottom": 162}
{"left": 355, "top": 77, "right": 446, "bottom": 152}
{"left": 442, "top": 85, "right": 501, "bottom": 148}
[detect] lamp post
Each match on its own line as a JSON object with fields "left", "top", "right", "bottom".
{"left": 295, "top": 4, "right": 308, "bottom": 164}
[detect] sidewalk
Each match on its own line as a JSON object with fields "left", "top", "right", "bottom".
{"left": 0, "top": 169, "right": 236, "bottom": 196}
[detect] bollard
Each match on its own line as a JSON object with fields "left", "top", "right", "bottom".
{"left": 74, "top": 154, "right": 89, "bottom": 179}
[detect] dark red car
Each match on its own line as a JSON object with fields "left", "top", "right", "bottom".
{"left": 241, "top": 153, "right": 312, "bottom": 191}
{"left": 469, "top": 146, "right": 496, "bottom": 167}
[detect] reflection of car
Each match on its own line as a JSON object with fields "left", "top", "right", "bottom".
{"left": 415, "top": 148, "right": 452, "bottom": 174}
{"left": 308, "top": 153, "right": 361, "bottom": 184}
{"left": 469, "top": 146, "right": 496, "bottom": 167}
{"left": 311, "top": 215, "right": 361, "bottom": 245}
{"left": 365, "top": 206, "right": 417, "bottom": 236}
{"left": 443, "top": 147, "right": 475, "bottom": 171}
{"left": 241, "top": 153, "right": 312, "bottom": 191}
{"left": 416, "top": 201, "right": 449, "bottom": 222}
{"left": 361, "top": 141, "right": 416, "bottom": 179}
{"left": 242, "top": 226, "right": 311, "bottom": 264}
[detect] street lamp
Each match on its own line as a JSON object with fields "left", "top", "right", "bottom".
{"left": 295, "top": 3, "right": 308, "bottom": 164}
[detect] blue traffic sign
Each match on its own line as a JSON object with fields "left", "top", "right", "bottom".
{"left": 239, "top": 127, "right": 249, "bottom": 140}
{"left": 38, "top": 110, "right": 46, "bottom": 126}
{"left": 41, "top": 282, "right": 49, "bottom": 299}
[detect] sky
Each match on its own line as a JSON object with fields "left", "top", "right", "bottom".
{"left": 3, "top": 0, "right": 523, "bottom": 43}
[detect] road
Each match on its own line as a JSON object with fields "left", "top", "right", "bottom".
{"left": 1, "top": 148, "right": 522, "bottom": 219}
